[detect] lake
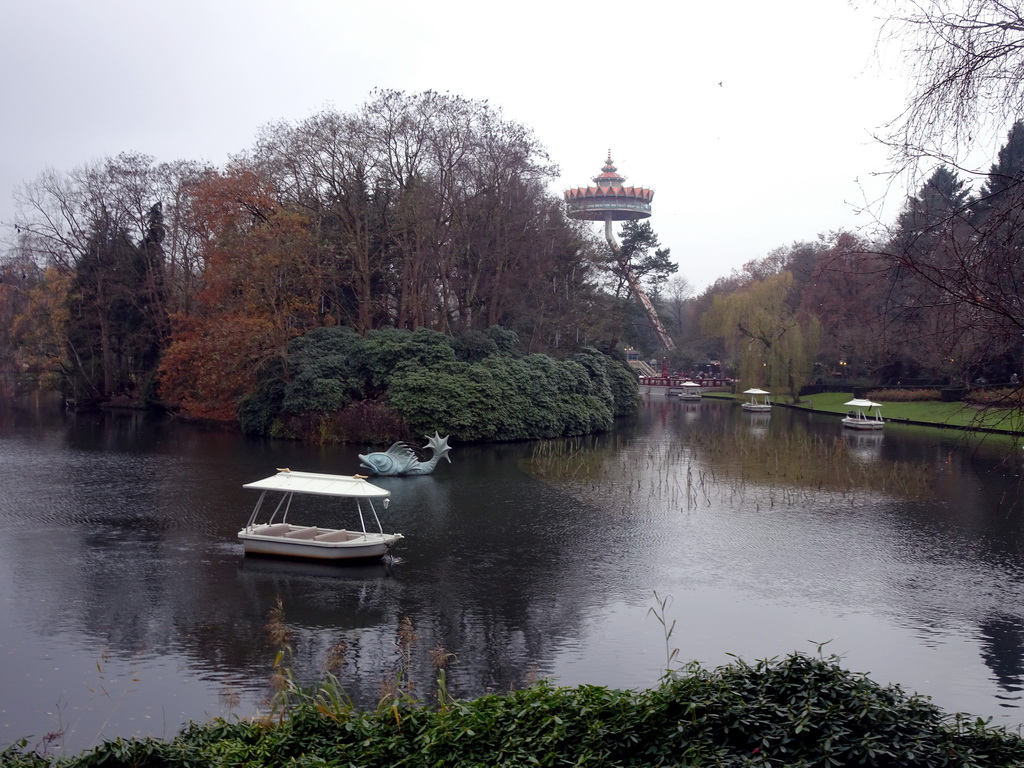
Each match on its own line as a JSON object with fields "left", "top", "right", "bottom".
{"left": 1, "top": 393, "right": 1022, "bottom": 755}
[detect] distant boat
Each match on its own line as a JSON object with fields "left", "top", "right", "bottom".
{"left": 842, "top": 399, "right": 884, "bottom": 430}
{"left": 678, "top": 381, "right": 702, "bottom": 400}
{"left": 741, "top": 388, "right": 772, "bottom": 412}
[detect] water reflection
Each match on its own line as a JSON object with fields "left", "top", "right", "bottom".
{"left": 980, "top": 613, "right": 1024, "bottom": 707}
{"left": 744, "top": 410, "right": 771, "bottom": 438}
{"left": 843, "top": 430, "right": 884, "bottom": 462}
{"left": 679, "top": 400, "right": 702, "bottom": 423}
{"left": 0, "top": 396, "right": 1022, "bottom": 754}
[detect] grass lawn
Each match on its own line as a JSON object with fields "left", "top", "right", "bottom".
{"left": 705, "top": 390, "right": 1024, "bottom": 433}
{"left": 794, "top": 392, "right": 1024, "bottom": 433}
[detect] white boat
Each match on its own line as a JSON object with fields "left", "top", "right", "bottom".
{"left": 237, "top": 470, "right": 403, "bottom": 562}
{"left": 677, "top": 381, "right": 702, "bottom": 400}
{"left": 842, "top": 399, "right": 885, "bottom": 430}
{"left": 741, "top": 388, "right": 772, "bottom": 411}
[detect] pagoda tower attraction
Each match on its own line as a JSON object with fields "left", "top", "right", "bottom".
{"left": 564, "top": 153, "right": 675, "bottom": 350}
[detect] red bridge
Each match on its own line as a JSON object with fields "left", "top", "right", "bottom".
{"left": 639, "top": 376, "right": 733, "bottom": 391}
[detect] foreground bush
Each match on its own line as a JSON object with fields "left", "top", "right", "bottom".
{"left": 5, "top": 653, "right": 1023, "bottom": 767}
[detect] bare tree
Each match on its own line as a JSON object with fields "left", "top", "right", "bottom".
{"left": 661, "top": 275, "right": 694, "bottom": 339}
{"left": 876, "top": 125, "right": 1024, "bottom": 385}
{"left": 247, "top": 91, "right": 587, "bottom": 344}
{"left": 879, "top": 0, "right": 1024, "bottom": 170}
{"left": 872, "top": 3, "right": 1024, "bottom": 388}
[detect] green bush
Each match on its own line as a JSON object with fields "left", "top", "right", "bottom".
{"left": 467, "top": 355, "right": 553, "bottom": 440}
{"left": 12, "top": 653, "right": 1022, "bottom": 767}
{"left": 248, "top": 326, "right": 636, "bottom": 443}
{"left": 387, "top": 361, "right": 502, "bottom": 442}
{"left": 248, "top": 325, "right": 634, "bottom": 442}
{"left": 237, "top": 378, "right": 286, "bottom": 436}
{"left": 357, "top": 327, "right": 456, "bottom": 395}
{"left": 451, "top": 328, "right": 498, "bottom": 363}
{"left": 281, "top": 327, "right": 369, "bottom": 412}
{"left": 485, "top": 325, "right": 519, "bottom": 355}
{"left": 603, "top": 353, "right": 642, "bottom": 417}
{"left": 385, "top": 353, "right": 619, "bottom": 443}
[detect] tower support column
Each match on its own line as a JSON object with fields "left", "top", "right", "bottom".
{"left": 604, "top": 212, "right": 675, "bottom": 351}
{"left": 565, "top": 154, "right": 675, "bottom": 351}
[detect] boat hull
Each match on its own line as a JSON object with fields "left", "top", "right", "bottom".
{"left": 841, "top": 418, "right": 884, "bottom": 430}
{"left": 741, "top": 403, "right": 771, "bottom": 412}
{"left": 238, "top": 526, "right": 403, "bottom": 562}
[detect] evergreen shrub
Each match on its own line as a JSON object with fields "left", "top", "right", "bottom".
{"left": 8, "top": 653, "right": 1023, "bottom": 767}
{"left": 253, "top": 326, "right": 637, "bottom": 443}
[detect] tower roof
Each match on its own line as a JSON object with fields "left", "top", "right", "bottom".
{"left": 564, "top": 153, "right": 654, "bottom": 221}
{"left": 593, "top": 153, "right": 626, "bottom": 185}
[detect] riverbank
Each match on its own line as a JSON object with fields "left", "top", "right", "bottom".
{"left": 704, "top": 391, "right": 1024, "bottom": 436}
{"left": 5, "top": 652, "right": 1023, "bottom": 767}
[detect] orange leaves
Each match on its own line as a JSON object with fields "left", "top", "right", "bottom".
{"left": 159, "top": 168, "right": 322, "bottom": 420}
{"left": 182, "top": 168, "right": 278, "bottom": 245}
{"left": 183, "top": 169, "right": 320, "bottom": 322}
{"left": 158, "top": 312, "right": 277, "bottom": 422}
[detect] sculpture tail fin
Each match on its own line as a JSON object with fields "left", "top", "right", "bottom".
{"left": 424, "top": 432, "right": 452, "bottom": 463}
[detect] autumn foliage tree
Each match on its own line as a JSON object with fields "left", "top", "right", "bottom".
{"left": 157, "top": 169, "right": 321, "bottom": 420}
{"left": 794, "top": 234, "right": 889, "bottom": 381}
{"left": 0, "top": 252, "right": 52, "bottom": 396}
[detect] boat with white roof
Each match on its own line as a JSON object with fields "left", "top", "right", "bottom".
{"left": 841, "top": 399, "right": 885, "bottom": 430}
{"left": 677, "top": 381, "right": 702, "bottom": 400}
{"left": 237, "top": 470, "right": 403, "bottom": 562}
{"left": 741, "top": 388, "right": 772, "bottom": 412}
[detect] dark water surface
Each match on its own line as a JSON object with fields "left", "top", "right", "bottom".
{"left": 1, "top": 394, "right": 1023, "bottom": 753}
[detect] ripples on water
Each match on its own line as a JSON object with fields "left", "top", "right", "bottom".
{"left": 0, "top": 397, "right": 1022, "bottom": 754}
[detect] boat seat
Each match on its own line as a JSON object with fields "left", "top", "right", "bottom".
{"left": 283, "top": 527, "right": 320, "bottom": 539}
{"left": 314, "top": 529, "right": 351, "bottom": 542}
{"left": 258, "top": 523, "right": 291, "bottom": 536}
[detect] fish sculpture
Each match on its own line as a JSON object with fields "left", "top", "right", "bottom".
{"left": 358, "top": 432, "right": 452, "bottom": 476}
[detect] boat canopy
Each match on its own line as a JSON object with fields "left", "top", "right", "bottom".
{"left": 844, "top": 399, "right": 882, "bottom": 409}
{"left": 243, "top": 470, "right": 390, "bottom": 498}
{"left": 743, "top": 388, "right": 770, "bottom": 395}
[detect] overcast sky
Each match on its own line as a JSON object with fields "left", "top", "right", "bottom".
{"left": 1, "top": 0, "right": 935, "bottom": 292}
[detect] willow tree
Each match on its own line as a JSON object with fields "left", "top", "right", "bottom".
{"left": 701, "top": 271, "right": 820, "bottom": 402}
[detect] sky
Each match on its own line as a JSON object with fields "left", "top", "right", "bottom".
{"left": 0, "top": 0, "right": 931, "bottom": 292}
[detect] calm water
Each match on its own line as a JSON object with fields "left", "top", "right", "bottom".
{"left": 1, "top": 394, "right": 1023, "bottom": 754}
